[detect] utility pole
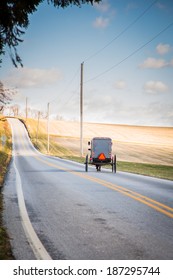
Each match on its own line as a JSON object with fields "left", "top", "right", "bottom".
{"left": 47, "top": 102, "right": 50, "bottom": 154}
{"left": 80, "top": 62, "right": 84, "bottom": 157}
{"left": 26, "top": 97, "right": 28, "bottom": 121}
{"left": 36, "top": 111, "right": 40, "bottom": 145}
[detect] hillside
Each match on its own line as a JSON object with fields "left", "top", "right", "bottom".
{"left": 26, "top": 119, "right": 173, "bottom": 166}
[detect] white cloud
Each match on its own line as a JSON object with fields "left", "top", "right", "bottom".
{"left": 114, "top": 80, "right": 127, "bottom": 90}
{"left": 93, "top": 16, "right": 110, "bottom": 28}
{"left": 94, "top": 0, "right": 110, "bottom": 13}
{"left": 156, "top": 2, "right": 167, "bottom": 11}
{"left": 126, "top": 3, "right": 138, "bottom": 12}
{"left": 144, "top": 81, "right": 169, "bottom": 94}
{"left": 93, "top": 0, "right": 115, "bottom": 29}
{"left": 5, "top": 67, "right": 62, "bottom": 89}
{"left": 140, "top": 57, "right": 168, "bottom": 69}
{"left": 156, "top": 43, "right": 171, "bottom": 55}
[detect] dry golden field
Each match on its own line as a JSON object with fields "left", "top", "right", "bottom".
{"left": 27, "top": 119, "right": 173, "bottom": 166}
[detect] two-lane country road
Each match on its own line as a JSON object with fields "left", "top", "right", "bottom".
{"left": 3, "top": 118, "right": 173, "bottom": 260}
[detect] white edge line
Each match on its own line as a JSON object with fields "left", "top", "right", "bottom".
{"left": 8, "top": 119, "right": 52, "bottom": 260}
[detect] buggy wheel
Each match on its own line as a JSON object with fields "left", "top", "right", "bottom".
{"left": 111, "top": 157, "right": 114, "bottom": 172}
{"left": 114, "top": 155, "right": 117, "bottom": 173}
{"left": 112, "top": 155, "right": 116, "bottom": 173}
{"left": 85, "top": 155, "right": 88, "bottom": 172}
{"left": 96, "top": 165, "right": 101, "bottom": 171}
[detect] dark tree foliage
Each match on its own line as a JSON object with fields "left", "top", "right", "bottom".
{"left": 0, "top": 0, "right": 101, "bottom": 67}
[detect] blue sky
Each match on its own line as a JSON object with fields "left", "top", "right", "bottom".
{"left": 1, "top": 0, "right": 173, "bottom": 126}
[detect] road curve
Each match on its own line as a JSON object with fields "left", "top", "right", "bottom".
{"left": 3, "top": 118, "right": 173, "bottom": 260}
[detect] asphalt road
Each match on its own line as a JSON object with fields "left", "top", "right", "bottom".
{"left": 3, "top": 118, "right": 173, "bottom": 260}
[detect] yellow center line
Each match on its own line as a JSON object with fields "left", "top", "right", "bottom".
{"left": 76, "top": 173, "right": 173, "bottom": 212}
{"left": 35, "top": 155, "right": 173, "bottom": 219}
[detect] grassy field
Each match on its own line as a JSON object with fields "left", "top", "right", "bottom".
{"left": 0, "top": 116, "right": 14, "bottom": 259}
{"left": 24, "top": 118, "right": 173, "bottom": 164}
{"left": 24, "top": 118, "right": 173, "bottom": 180}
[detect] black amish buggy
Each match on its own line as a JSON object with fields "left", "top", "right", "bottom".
{"left": 85, "top": 137, "right": 116, "bottom": 173}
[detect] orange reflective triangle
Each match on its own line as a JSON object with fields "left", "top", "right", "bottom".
{"left": 98, "top": 153, "right": 106, "bottom": 160}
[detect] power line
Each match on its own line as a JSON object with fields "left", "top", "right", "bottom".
{"left": 57, "top": 85, "right": 79, "bottom": 110}
{"left": 47, "top": 0, "right": 169, "bottom": 117}
{"left": 49, "top": 66, "right": 80, "bottom": 104}
{"left": 48, "top": 1, "right": 158, "bottom": 108}
{"left": 85, "top": 21, "right": 173, "bottom": 83}
{"left": 84, "top": 0, "right": 158, "bottom": 62}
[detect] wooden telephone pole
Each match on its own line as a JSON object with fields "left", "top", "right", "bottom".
{"left": 25, "top": 97, "right": 28, "bottom": 121}
{"left": 80, "top": 62, "right": 84, "bottom": 157}
{"left": 36, "top": 111, "right": 40, "bottom": 144}
{"left": 47, "top": 102, "right": 50, "bottom": 154}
